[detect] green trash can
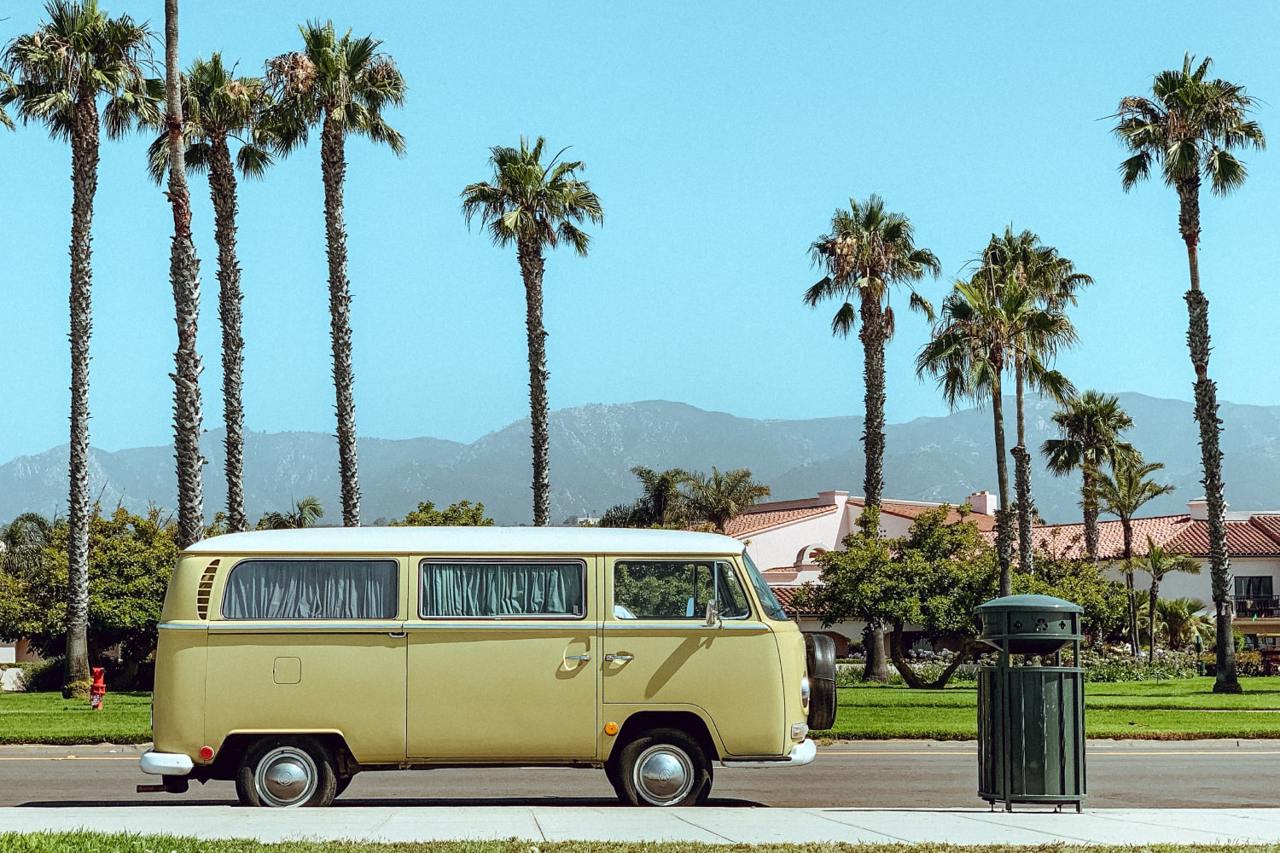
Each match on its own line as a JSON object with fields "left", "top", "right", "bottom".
{"left": 975, "top": 594, "right": 1085, "bottom": 812}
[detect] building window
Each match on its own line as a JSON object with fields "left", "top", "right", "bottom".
{"left": 420, "top": 560, "right": 585, "bottom": 618}
{"left": 1235, "top": 576, "right": 1274, "bottom": 599}
{"left": 222, "top": 559, "right": 399, "bottom": 620}
{"left": 613, "top": 560, "right": 749, "bottom": 620}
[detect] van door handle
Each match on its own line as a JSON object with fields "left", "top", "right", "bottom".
{"left": 604, "top": 653, "right": 634, "bottom": 662}
{"left": 387, "top": 631, "right": 407, "bottom": 638}
{"left": 565, "top": 653, "right": 591, "bottom": 662}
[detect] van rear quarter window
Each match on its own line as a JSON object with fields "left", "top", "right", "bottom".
{"left": 420, "top": 560, "right": 585, "bottom": 618}
{"left": 221, "top": 559, "right": 399, "bottom": 619}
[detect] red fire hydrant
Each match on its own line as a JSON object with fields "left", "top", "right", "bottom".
{"left": 89, "top": 667, "right": 106, "bottom": 711}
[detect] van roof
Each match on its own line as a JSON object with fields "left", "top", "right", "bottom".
{"left": 183, "top": 526, "right": 747, "bottom": 557}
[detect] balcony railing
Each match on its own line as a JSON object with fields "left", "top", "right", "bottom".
{"left": 1235, "top": 596, "right": 1280, "bottom": 619}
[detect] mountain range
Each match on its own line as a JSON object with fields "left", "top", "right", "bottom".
{"left": 2, "top": 393, "right": 1278, "bottom": 526}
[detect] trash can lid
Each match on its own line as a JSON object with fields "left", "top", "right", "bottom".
{"left": 975, "top": 594, "right": 1083, "bottom": 613}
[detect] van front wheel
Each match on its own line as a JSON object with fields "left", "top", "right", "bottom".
{"left": 614, "top": 728, "right": 712, "bottom": 807}
{"left": 235, "top": 737, "right": 337, "bottom": 808}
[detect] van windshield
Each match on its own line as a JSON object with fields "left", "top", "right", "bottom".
{"left": 742, "top": 552, "right": 789, "bottom": 621}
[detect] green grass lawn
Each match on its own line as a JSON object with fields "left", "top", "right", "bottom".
{"left": 815, "top": 676, "right": 1280, "bottom": 740}
{"left": 6, "top": 677, "right": 1280, "bottom": 745}
{"left": 0, "top": 690, "right": 151, "bottom": 745}
{"left": 2, "top": 836, "right": 1277, "bottom": 853}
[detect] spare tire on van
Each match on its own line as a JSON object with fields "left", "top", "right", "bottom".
{"left": 804, "top": 633, "right": 837, "bottom": 731}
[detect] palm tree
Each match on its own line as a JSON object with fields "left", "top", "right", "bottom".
{"left": 257, "top": 496, "right": 324, "bottom": 530}
{"left": 683, "top": 468, "right": 770, "bottom": 533}
{"left": 631, "top": 466, "right": 690, "bottom": 527}
{"left": 461, "top": 137, "right": 604, "bottom": 526}
{"left": 266, "top": 21, "right": 407, "bottom": 527}
{"left": 1041, "top": 391, "right": 1135, "bottom": 563}
{"left": 1139, "top": 539, "right": 1201, "bottom": 662}
{"left": 1113, "top": 54, "right": 1264, "bottom": 695}
{"left": 977, "top": 227, "right": 1089, "bottom": 574}
{"left": 1095, "top": 456, "right": 1175, "bottom": 656}
{"left": 804, "top": 196, "right": 939, "bottom": 682}
{"left": 917, "top": 275, "right": 1075, "bottom": 595}
{"left": 0, "top": 69, "right": 14, "bottom": 130}
{"left": 148, "top": 54, "right": 274, "bottom": 535}
{"left": 2, "top": 0, "right": 160, "bottom": 697}
{"left": 161, "top": 0, "right": 205, "bottom": 550}
{"left": 1157, "top": 597, "right": 1212, "bottom": 652}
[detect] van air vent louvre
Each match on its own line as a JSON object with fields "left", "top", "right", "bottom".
{"left": 195, "top": 559, "right": 220, "bottom": 619}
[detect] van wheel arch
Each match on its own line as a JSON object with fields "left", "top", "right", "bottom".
{"left": 609, "top": 711, "right": 720, "bottom": 763}
{"left": 213, "top": 733, "right": 356, "bottom": 780}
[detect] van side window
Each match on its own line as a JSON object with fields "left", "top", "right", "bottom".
{"left": 613, "top": 561, "right": 749, "bottom": 620}
{"left": 421, "top": 560, "right": 585, "bottom": 618}
{"left": 222, "top": 559, "right": 399, "bottom": 620}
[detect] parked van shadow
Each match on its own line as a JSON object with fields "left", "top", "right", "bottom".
{"left": 19, "top": 797, "right": 764, "bottom": 808}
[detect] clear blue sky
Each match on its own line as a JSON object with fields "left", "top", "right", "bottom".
{"left": 1, "top": 2, "right": 1277, "bottom": 462}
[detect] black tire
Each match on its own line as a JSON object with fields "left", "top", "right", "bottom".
{"left": 604, "top": 759, "right": 627, "bottom": 802}
{"left": 334, "top": 774, "right": 353, "bottom": 799}
{"left": 805, "top": 632, "right": 838, "bottom": 731}
{"left": 615, "top": 727, "right": 712, "bottom": 807}
{"left": 234, "top": 736, "right": 338, "bottom": 808}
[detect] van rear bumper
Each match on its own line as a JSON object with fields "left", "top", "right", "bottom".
{"left": 720, "top": 738, "right": 816, "bottom": 768}
{"left": 140, "top": 750, "right": 194, "bottom": 777}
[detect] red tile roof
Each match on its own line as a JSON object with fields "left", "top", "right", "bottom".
{"left": 1025, "top": 513, "right": 1280, "bottom": 560}
{"left": 769, "top": 585, "right": 820, "bottom": 617}
{"left": 848, "top": 497, "right": 998, "bottom": 533}
{"left": 724, "top": 504, "right": 836, "bottom": 537}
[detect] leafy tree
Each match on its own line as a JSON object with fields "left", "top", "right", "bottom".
{"left": 1095, "top": 456, "right": 1175, "bottom": 656}
{"left": 1015, "top": 553, "right": 1128, "bottom": 641}
{"left": 148, "top": 53, "right": 275, "bottom": 535}
{"left": 917, "top": 274, "right": 1074, "bottom": 595}
{"left": 461, "top": 136, "right": 603, "bottom": 526}
{"left": 267, "top": 21, "right": 407, "bottom": 527}
{"left": 683, "top": 468, "right": 770, "bottom": 533}
{"left": 393, "top": 500, "right": 494, "bottom": 527}
{"left": 1042, "top": 391, "right": 1135, "bottom": 563}
{"left": 1138, "top": 538, "right": 1201, "bottom": 662}
{"left": 1113, "top": 54, "right": 1265, "bottom": 695}
{"left": 0, "top": 508, "right": 177, "bottom": 677}
{"left": 256, "top": 496, "right": 324, "bottom": 530}
{"left": 977, "top": 227, "right": 1088, "bottom": 574}
{"left": 2, "top": 0, "right": 162, "bottom": 697}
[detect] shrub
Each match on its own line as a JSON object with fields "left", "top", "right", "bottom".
{"left": 1202, "top": 650, "right": 1263, "bottom": 677}
{"left": 1082, "top": 646, "right": 1198, "bottom": 682}
{"left": 20, "top": 657, "right": 64, "bottom": 692}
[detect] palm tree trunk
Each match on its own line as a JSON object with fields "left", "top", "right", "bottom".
{"left": 1179, "top": 185, "right": 1237, "bottom": 694}
{"left": 857, "top": 294, "right": 889, "bottom": 682}
{"left": 1149, "top": 578, "right": 1159, "bottom": 664}
{"left": 1012, "top": 357, "right": 1034, "bottom": 575}
{"left": 321, "top": 117, "right": 360, "bottom": 526}
{"left": 991, "top": 371, "right": 1013, "bottom": 596}
{"left": 517, "top": 237, "right": 551, "bottom": 527}
{"left": 1082, "top": 464, "right": 1099, "bottom": 562}
{"left": 209, "top": 139, "right": 247, "bottom": 532}
{"left": 63, "top": 89, "right": 99, "bottom": 699}
{"left": 165, "top": 0, "right": 205, "bottom": 550}
{"left": 1122, "top": 517, "right": 1139, "bottom": 657}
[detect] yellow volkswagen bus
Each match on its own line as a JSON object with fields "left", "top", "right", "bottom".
{"left": 141, "top": 527, "right": 835, "bottom": 807}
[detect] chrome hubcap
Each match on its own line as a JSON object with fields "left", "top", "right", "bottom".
{"left": 633, "top": 744, "right": 694, "bottom": 806}
{"left": 254, "top": 746, "right": 317, "bottom": 807}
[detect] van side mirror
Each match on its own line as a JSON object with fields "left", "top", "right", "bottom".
{"left": 705, "top": 600, "right": 722, "bottom": 628}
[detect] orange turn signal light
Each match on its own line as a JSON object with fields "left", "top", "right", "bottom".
{"left": 604, "top": 722, "right": 619, "bottom": 736}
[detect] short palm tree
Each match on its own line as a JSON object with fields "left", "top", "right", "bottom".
{"left": 805, "top": 196, "right": 939, "bottom": 535}
{"left": 461, "top": 136, "right": 604, "bottom": 526}
{"left": 683, "top": 468, "right": 770, "bottom": 533}
{"left": 2, "top": 0, "right": 160, "bottom": 697}
{"left": 267, "top": 21, "right": 407, "bottom": 527}
{"left": 977, "top": 227, "right": 1088, "bottom": 574}
{"left": 631, "top": 466, "right": 690, "bottom": 527}
{"left": 257, "top": 496, "right": 324, "bottom": 530}
{"left": 1041, "top": 391, "right": 1135, "bottom": 563}
{"left": 161, "top": 0, "right": 205, "bottom": 550}
{"left": 917, "top": 275, "right": 1075, "bottom": 596}
{"left": 1095, "top": 456, "right": 1175, "bottom": 656}
{"left": 1113, "top": 53, "right": 1264, "bottom": 694}
{"left": 148, "top": 53, "right": 274, "bottom": 535}
{"left": 1157, "top": 597, "right": 1212, "bottom": 652}
{"left": 1139, "top": 539, "right": 1201, "bottom": 661}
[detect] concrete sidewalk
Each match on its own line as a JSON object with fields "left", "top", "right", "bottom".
{"left": 3, "top": 806, "right": 1280, "bottom": 845}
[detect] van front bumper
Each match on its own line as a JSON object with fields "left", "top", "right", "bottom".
{"left": 140, "top": 750, "right": 194, "bottom": 777}
{"left": 720, "top": 738, "right": 816, "bottom": 768}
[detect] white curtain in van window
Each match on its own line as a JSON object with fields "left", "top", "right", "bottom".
{"left": 423, "top": 562, "right": 582, "bottom": 617}
{"left": 222, "top": 560, "right": 399, "bottom": 620}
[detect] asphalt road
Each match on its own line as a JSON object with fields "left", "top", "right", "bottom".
{"left": 0, "top": 740, "right": 1271, "bottom": 809}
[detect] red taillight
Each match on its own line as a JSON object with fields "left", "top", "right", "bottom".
{"left": 198, "top": 745, "right": 214, "bottom": 762}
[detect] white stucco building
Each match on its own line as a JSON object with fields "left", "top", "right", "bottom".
{"left": 726, "top": 489, "right": 998, "bottom": 654}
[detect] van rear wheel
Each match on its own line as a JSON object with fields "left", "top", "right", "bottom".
{"left": 235, "top": 736, "right": 337, "bottom": 808}
{"left": 614, "top": 727, "right": 712, "bottom": 807}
